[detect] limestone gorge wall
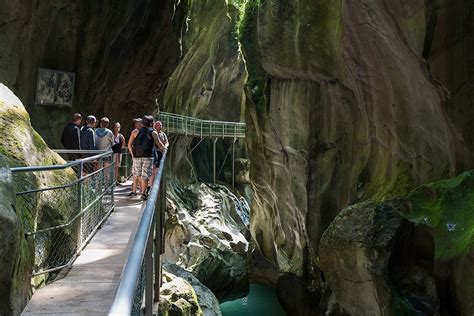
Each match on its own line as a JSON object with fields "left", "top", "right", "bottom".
{"left": 2, "top": 0, "right": 474, "bottom": 314}
{"left": 0, "top": 0, "right": 182, "bottom": 146}
{"left": 239, "top": 0, "right": 474, "bottom": 313}
{"left": 159, "top": 0, "right": 474, "bottom": 313}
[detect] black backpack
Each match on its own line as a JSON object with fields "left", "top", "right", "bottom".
{"left": 133, "top": 127, "right": 154, "bottom": 157}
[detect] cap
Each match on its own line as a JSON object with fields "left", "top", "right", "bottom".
{"left": 142, "top": 115, "right": 154, "bottom": 126}
{"left": 133, "top": 118, "right": 142, "bottom": 122}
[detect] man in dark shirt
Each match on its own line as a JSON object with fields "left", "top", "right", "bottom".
{"left": 61, "top": 113, "right": 82, "bottom": 160}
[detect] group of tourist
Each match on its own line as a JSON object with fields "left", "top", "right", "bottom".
{"left": 61, "top": 113, "right": 169, "bottom": 200}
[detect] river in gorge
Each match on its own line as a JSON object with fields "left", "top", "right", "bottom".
{"left": 220, "top": 283, "right": 286, "bottom": 315}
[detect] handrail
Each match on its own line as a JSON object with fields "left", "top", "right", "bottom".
{"left": 109, "top": 151, "right": 167, "bottom": 315}
{"left": 156, "top": 111, "right": 246, "bottom": 138}
{"left": 10, "top": 150, "right": 111, "bottom": 173}
{"left": 11, "top": 149, "right": 116, "bottom": 276}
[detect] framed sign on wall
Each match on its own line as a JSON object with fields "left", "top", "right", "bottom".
{"left": 35, "top": 68, "right": 75, "bottom": 107}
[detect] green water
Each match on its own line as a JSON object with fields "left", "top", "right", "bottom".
{"left": 220, "top": 283, "right": 286, "bottom": 316}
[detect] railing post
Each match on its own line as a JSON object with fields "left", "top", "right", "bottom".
{"left": 213, "top": 138, "right": 217, "bottom": 184}
{"left": 77, "top": 161, "right": 83, "bottom": 248}
{"left": 110, "top": 152, "right": 115, "bottom": 206}
{"left": 154, "top": 176, "right": 165, "bottom": 301}
{"left": 145, "top": 224, "right": 153, "bottom": 316}
{"left": 232, "top": 138, "right": 236, "bottom": 188}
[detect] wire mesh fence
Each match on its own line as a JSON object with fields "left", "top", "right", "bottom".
{"left": 12, "top": 151, "right": 116, "bottom": 275}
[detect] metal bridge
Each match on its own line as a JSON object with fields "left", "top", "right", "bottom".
{"left": 16, "top": 150, "right": 166, "bottom": 315}
{"left": 156, "top": 112, "right": 246, "bottom": 139}
{"left": 157, "top": 111, "right": 246, "bottom": 185}
{"left": 17, "top": 114, "right": 246, "bottom": 315}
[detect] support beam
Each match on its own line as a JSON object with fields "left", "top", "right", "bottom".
{"left": 213, "top": 138, "right": 218, "bottom": 184}
{"left": 232, "top": 138, "right": 236, "bottom": 188}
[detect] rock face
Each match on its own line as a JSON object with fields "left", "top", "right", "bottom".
{"left": 240, "top": 0, "right": 474, "bottom": 295}
{"left": 160, "top": 270, "right": 203, "bottom": 316}
{"left": 319, "top": 200, "right": 406, "bottom": 315}
{"left": 161, "top": 0, "right": 247, "bottom": 183}
{"left": 0, "top": 155, "right": 19, "bottom": 316}
{"left": 0, "top": 0, "right": 183, "bottom": 146}
{"left": 163, "top": 263, "right": 221, "bottom": 316}
{"left": 164, "top": 181, "right": 250, "bottom": 301}
{"left": 320, "top": 171, "right": 474, "bottom": 315}
{"left": 0, "top": 83, "right": 72, "bottom": 315}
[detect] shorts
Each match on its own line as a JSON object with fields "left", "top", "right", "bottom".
{"left": 132, "top": 157, "right": 153, "bottom": 178}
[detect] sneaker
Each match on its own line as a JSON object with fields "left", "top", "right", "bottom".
{"left": 140, "top": 193, "right": 148, "bottom": 201}
{"left": 127, "top": 192, "right": 137, "bottom": 197}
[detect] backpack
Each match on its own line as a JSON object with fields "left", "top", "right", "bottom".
{"left": 133, "top": 127, "right": 154, "bottom": 157}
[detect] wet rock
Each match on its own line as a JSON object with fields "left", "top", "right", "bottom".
{"left": 164, "top": 181, "right": 249, "bottom": 300}
{"left": 164, "top": 263, "right": 221, "bottom": 316}
{"left": 276, "top": 273, "right": 321, "bottom": 316}
{"left": 454, "top": 247, "right": 474, "bottom": 314}
{"left": 319, "top": 199, "right": 405, "bottom": 315}
{"left": 403, "top": 170, "right": 474, "bottom": 315}
{"left": 160, "top": 270, "right": 202, "bottom": 316}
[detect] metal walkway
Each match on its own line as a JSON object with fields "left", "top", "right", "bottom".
{"left": 156, "top": 112, "right": 246, "bottom": 139}
{"left": 22, "top": 182, "right": 145, "bottom": 315}
{"left": 157, "top": 112, "right": 245, "bottom": 185}
{"left": 14, "top": 150, "right": 167, "bottom": 316}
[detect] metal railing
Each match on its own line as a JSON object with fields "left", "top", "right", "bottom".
{"left": 109, "top": 151, "right": 167, "bottom": 316}
{"left": 11, "top": 150, "right": 116, "bottom": 275}
{"left": 157, "top": 112, "right": 246, "bottom": 138}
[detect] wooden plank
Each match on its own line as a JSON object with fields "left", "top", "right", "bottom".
{"left": 22, "top": 183, "right": 145, "bottom": 316}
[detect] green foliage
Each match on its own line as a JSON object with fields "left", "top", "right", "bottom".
{"left": 404, "top": 170, "right": 474, "bottom": 260}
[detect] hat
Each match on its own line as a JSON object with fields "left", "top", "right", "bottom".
{"left": 142, "top": 115, "right": 154, "bottom": 127}
{"left": 133, "top": 118, "right": 142, "bottom": 122}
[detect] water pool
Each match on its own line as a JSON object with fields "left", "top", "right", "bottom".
{"left": 220, "top": 283, "right": 286, "bottom": 315}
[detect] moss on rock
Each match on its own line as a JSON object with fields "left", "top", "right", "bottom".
{"left": 0, "top": 83, "right": 75, "bottom": 314}
{"left": 404, "top": 170, "right": 474, "bottom": 260}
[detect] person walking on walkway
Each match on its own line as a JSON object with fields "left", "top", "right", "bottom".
{"left": 112, "top": 122, "right": 126, "bottom": 183}
{"left": 129, "top": 118, "right": 142, "bottom": 194}
{"left": 61, "top": 113, "right": 82, "bottom": 160}
{"left": 127, "top": 115, "right": 164, "bottom": 200}
{"left": 149, "top": 120, "right": 168, "bottom": 188}
{"left": 95, "top": 117, "right": 114, "bottom": 151}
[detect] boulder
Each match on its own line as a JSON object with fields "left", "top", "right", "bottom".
{"left": 164, "top": 263, "right": 221, "bottom": 316}
{"left": 164, "top": 181, "right": 249, "bottom": 300}
{"left": 0, "top": 83, "right": 73, "bottom": 314}
{"left": 0, "top": 155, "right": 20, "bottom": 316}
{"left": 160, "top": 271, "right": 202, "bottom": 316}
{"left": 319, "top": 170, "right": 474, "bottom": 315}
{"left": 404, "top": 170, "right": 474, "bottom": 315}
{"left": 319, "top": 200, "right": 405, "bottom": 315}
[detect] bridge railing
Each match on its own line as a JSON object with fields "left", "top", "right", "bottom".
{"left": 109, "top": 151, "right": 167, "bottom": 316}
{"left": 11, "top": 150, "right": 115, "bottom": 276}
{"left": 157, "top": 112, "right": 246, "bottom": 138}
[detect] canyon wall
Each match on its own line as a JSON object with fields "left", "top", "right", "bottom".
{"left": 0, "top": 0, "right": 182, "bottom": 146}
{"left": 241, "top": 0, "right": 474, "bottom": 304}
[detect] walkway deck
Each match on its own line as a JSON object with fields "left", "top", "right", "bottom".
{"left": 22, "top": 183, "right": 144, "bottom": 316}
